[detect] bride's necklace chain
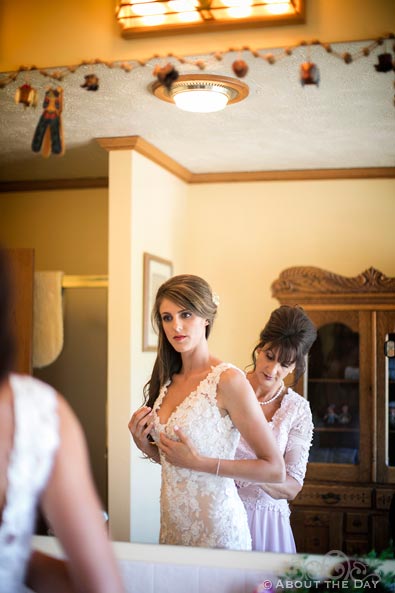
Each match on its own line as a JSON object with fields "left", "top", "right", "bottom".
{"left": 258, "top": 380, "right": 285, "bottom": 406}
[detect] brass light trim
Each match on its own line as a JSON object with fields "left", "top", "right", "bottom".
{"left": 151, "top": 74, "right": 249, "bottom": 110}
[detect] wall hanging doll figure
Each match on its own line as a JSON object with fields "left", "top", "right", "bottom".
{"left": 32, "top": 86, "right": 64, "bottom": 157}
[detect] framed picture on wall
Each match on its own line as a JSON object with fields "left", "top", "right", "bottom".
{"left": 143, "top": 252, "right": 173, "bottom": 351}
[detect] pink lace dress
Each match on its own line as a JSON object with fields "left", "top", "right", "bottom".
{"left": 0, "top": 375, "right": 59, "bottom": 593}
{"left": 150, "top": 362, "right": 252, "bottom": 550}
{"left": 235, "top": 388, "right": 313, "bottom": 553}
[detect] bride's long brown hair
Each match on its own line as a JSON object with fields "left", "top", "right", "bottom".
{"left": 144, "top": 274, "right": 218, "bottom": 409}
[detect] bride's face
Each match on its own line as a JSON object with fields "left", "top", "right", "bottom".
{"left": 159, "top": 298, "right": 208, "bottom": 353}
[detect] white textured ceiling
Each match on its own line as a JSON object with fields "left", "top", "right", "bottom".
{"left": 0, "top": 40, "right": 394, "bottom": 183}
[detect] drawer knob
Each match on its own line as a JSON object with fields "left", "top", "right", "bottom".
{"left": 321, "top": 492, "right": 341, "bottom": 504}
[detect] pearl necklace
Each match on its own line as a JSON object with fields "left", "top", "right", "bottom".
{"left": 259, "top": 380, "right": 284, "bottom": 406}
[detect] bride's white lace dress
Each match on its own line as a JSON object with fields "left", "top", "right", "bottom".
{"left": 0, "top": 375, "right": 59, "bottom": 593}
{"left": 151, "top": 362, "right": 252, "bottom": 550}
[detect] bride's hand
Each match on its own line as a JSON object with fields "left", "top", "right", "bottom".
{"left": 128, "top": 406, "right": 155, "bottom": 455}
{"left": 159, "top": 426, "right": 199, "bottom": 469}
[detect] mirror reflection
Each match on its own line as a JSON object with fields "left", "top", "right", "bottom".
{"left": 1, "top": 183, "right": 395, "bottom": 559}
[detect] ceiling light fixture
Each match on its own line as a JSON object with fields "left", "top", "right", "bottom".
{"left": 116, "top": 0, "right": 304, "bottom": 37}
{"left": 151, "top": 74, "right": 249, "bottom": 113}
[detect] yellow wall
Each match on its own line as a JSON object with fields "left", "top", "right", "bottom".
{"left": 1, "top": 0, "right": 394, "bottom": 72}
{"left": 107, "top": 150, "right": 188, "bottom": 541}
{"left": 0, "top": 188, "right": 109, "bottom": 506}
{"left": 129, "top": 152, "right": 188, "bottom": 542}
{"left": 0, "top": 189, "right": 108, "bottom": 272}
{"left": 186, "top": 179, "right": 395, "bottom": 369}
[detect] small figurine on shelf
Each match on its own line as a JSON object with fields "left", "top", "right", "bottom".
{"left": 338, "top": 403, "right": 351, "bottom": 425}
{"left": 323, "top": 403, "right": 338, "bottom": 425}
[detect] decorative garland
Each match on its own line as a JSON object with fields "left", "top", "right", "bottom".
{"left": 1, "top": 32, "right": 394, "bottom": 89}
{"left": 1, "top": 33, "right": 394, "bottom": 157}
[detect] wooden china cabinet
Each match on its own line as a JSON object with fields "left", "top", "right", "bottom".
{"left": 272, "top": 266, "right": 395, "bottom": 556}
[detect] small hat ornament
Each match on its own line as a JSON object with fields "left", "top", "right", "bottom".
{"left": 374, "top": 52, "right": 394, "bottom": 73}
{"left": 153, "top": 63, "right": 179, "bottom": 90}
{"left": 300, "top": 62, "right": 320, "bottom": 86}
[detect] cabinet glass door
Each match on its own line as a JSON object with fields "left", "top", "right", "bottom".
{"left": 308, "top": 322, "right": 360, "bottom": 465}
{"left": 377, "top": 312, "right": 395, "bottom": 482}
{"left": 302, "top": 310, "right": 370, "bottom": 483}
{"left": 387, "top": 335, "right": 395, "bottom": 467}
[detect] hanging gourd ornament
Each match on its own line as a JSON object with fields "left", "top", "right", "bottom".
{"left": 232, "top": 59, "right": 249, "bottom": 78}
{"left": 14, "top": 83, "right": 38, "bottom": 107}
{"left": 153, "top": 63, "right": 179, "bottom": 90}
{"left": 300, "top": 62, "right": 320, "bottom": 86}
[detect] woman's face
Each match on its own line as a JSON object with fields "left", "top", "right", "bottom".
{"left": 159, "top": 298, "right": 208, "bottom": 353}
{"left": 254, "top": 344, "right": 296, "bottom": 393}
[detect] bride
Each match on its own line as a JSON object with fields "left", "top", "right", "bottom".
{"left": 128, "top": 274, "right": 285, "bottom": 550}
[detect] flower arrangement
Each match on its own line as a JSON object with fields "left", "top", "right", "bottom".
{"left": 253, "top": 547, "right": 395, "bottom": 593}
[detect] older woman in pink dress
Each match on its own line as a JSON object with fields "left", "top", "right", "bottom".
{"left": 235, "top": 305, "right": 317, "bottom": 553}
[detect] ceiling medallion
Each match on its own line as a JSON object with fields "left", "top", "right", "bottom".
{"left": 151, "top": 74, "right": 249, "bottom": 113}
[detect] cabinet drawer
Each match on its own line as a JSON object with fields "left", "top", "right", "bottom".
{"left": 303, "top": 512, "right": 330, "bottom": 527}
{"left": 345, "top": 538, "right": 370, "bottom": 557}
{"left": 346, "top": 513, "right": 369, "bottom": 533}
{"left": 291, "top": 511, "right": 331, "bottom": 555}
{"left": 375, "top": 488, "right": 395, "bottom": 510}
{"left": 293, "top": 485, "right": 372, "bottom": 508}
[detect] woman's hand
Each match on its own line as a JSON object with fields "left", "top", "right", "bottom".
{"left": 159, "top": 426, "right": 200, "bottom": 470}
{"left": 128, "top": 406, "right": 158, "bottom": 459}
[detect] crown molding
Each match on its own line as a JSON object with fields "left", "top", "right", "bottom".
{"left": 0, "top": 177, "right": 108, "bottom": 193}
{"left": 1, "top": 135, "right": 394, "bottom": 192}
{"left": 96, "top": 136, "right": 192, "bottom": 183}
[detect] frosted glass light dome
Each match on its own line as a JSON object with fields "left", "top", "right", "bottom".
{"left": 151, "top": 74, "right": 249, "bottom": 114}
{"left": 172, "top": 86, "right": 230, "bottom": 113}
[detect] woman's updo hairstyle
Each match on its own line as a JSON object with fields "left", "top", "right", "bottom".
{"left": 251, "top": 305, "right": 317, "bottom": 384}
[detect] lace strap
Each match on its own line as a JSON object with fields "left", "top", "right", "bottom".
{"left": 208, "top": 362, "right": 242, "bottom": 385}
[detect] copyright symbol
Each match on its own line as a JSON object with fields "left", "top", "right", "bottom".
{"left": 261, "top": 580, "right": 272, "bottom": 590}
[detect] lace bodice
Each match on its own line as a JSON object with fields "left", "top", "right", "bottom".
{"left": 236, "top": 388, "right": 313, "bottom": 517}
{"left": 0, "top": 375, "right": 59, "bottom": 593}
{"left": 151, "top": 362, "right": 252, "bottom": 550}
